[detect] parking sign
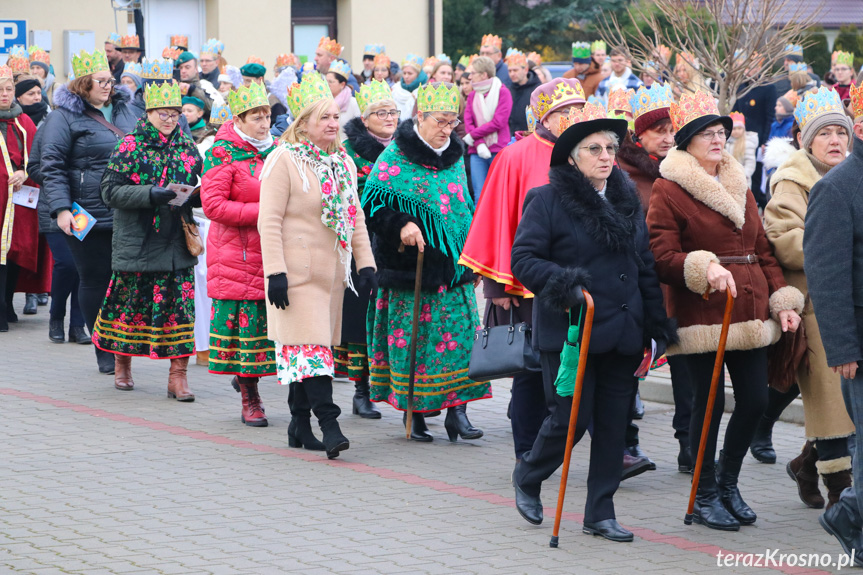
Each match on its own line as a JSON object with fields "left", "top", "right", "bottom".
{"left": 0, "top": 20, "right": 26, "bottom": 55}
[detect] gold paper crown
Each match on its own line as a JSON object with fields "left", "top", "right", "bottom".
{"left": 850, "top": 84, "right": 863, "bottom": 119}
{"left": 534, "top": 79, "right": 586, "bottom": 120}
{"left": 481, "top": 34, "right": 502, "bottom": 51}
{"left": 374, "top": 53, "right": 391, "bottom": 68}
{"left": 287, "top": 71, "right": 333, "bottom": 118}
{"left": 120, "top": 35, "right": 140, "bottom": 49}
{"left": 505, "top": 48, "right": 527, "bottom": 68}
{"left": 676, "top": 52, "right": 700, "bottom": 70}
{"left": 423, "top": 56, "right": 439, "bottom": 69}
{"left": 171, "top": 35, "right": 189, "bottom": 48}
{"left": 229, "top": 81, "right": 269, "bottom": 116}
{"left": 162, "top": 47, "right": 182, "bottom": 61}
{"left": 276, "top": 53, "right": 300, "bottom": 69}
{"left": 607, "top": 88, "right": 635, "bottom": 114}
{"left": 729, "top": 111, "right": 746, "bottom": 125}
{"left": 559, "top": 101, "right": 608, "bottom": 134}
{"left": 145, "top": 81, "right": 182, "bottom": 110}
{"left": 72, "top": 50, "right": 110, "bottom": 79}
{"left": 527, "top": 52, "right": 542, "bottom": 66}
{"left": 416, "top": 82, "right": 459, "bottom": 113}
{"left": 356, "top": 79, "right": 394, "bottom": 113}
{"left": 8, "top": 58, "right": 29, "bottom": 75}
{"left": 318, "top": 36, "right": 343, "bottom": 56}
{"left": 0, "top": 66, "right": 12, "bottom": 81}
{"left": 670, "top": 90, "right": 719, "bottom": 131}
{"left": 246, "top": 55, "right": 265, "bottom": 66}
{"left": 28, "top": 46, "right": 49, "bottom": 65}
{"left": 834, "top": 51, "right": 854, "bottom": 67}
{"left": 656, "top": 45, "right": 672, "bottom": 63}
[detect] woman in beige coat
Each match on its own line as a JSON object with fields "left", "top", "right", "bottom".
{"left": 258, "top": 72, "right": 376, "bottom": 460}
{"left": 764, "top": 87, "right": 855, "bottom": 509}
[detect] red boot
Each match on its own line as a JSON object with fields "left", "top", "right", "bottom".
{"left": 239, "top": 378, "right": 268, "bottom": 427}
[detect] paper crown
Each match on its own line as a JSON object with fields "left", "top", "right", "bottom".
{"left": 559, "top": 101, "right": 608, "bottom": 134}
{"left": 9, "top": 45, "right": 26, "bottom": 59}
{"left": 374, "top": 53, "right": 391, "bottom": 68}
{"left": 630, "top": 83, "right": 674, "bottom": 120}
{"left": 145, "top": 81, "right": 182, "bottom": 110}
{"left": 7, "top": 57, "right": 28, "bottom": 75}
{"left": 676, "top": 52, "right": 700, "bottom": 70}
{"left": 526, "top": 105, "right": 537, "bottom": 133}
{"left": 243, "top": 55, "right": 263, "bottom": 67}
{"left": 789, "top": 62, "right": 808, "bottom": 73}
{"left": 301, "top": 62, "right": 316, "bottom": 74}
{"left": 417, "top": 82, "right": 459, "bottom": 113}
{"left": 229, "top": 81, "right": 270, "bottom": 116}
{"left": 0, "top": 66, "right": 12, "bottom": 81}
{"left": 209, "top": 101, "right": 233, "bottom": 125}
{"left": 534, "top": 79, "right": 587, "bottom": 120}
{"left": 423, "top": 56, "right": 438, "bottom": 69}
{"left": 457, "top": 55, "right": 470, "bottom": 68}
{"left": 200, "top": 38, "right": 225, "bottom": 57}
{"left": 402, "top": 53, "right": 424, "bottom": 71}
{"left": 120, "top": 35, "right": 140, "bottom": 49}
{"left": 729, "top": 111, "right": 746, "bottom": 126}
{"left": 276, "top": 53, "right": 300, "bottom": 69}
{"left": 28, "top": 46, "right": 49, "bottom": 65}
{"left": 162, "top": 47, "right": 182, "bottom": 61}
{"left": 572, "top": 42, "right": 591, "bottom": 60}
{"left": 287, "top": 71, "right": 333, "bottom": 118}
{"left": 850, "top": 84, "right": 863, "bottom": 119}
{"left": 607, "top": 88, "right": 635, "bottom": 114}
{"left": 794, "top": 86, "right": 846, "bottom": 130}
{"left": 527, "top": 52, "right": 542, "bottom": 66}
{"left": 171, "top": 35, "right": 189, "bottom": 48}
{"left": 318, "top": 36, "right": 343, "bottom": 56}
{"left": 505, "top": 48, "right": 527, "bottom": 67}
{"left": 363, "top": 44, "right": 386, "bottom": 57}
{"left": 590, "top": 40, "right": 606, "bottom": 54}
{"left": 123, "top": 61, "right": 143, "bottom": 76}
{"left": 834, "top": 51, "right": 854, "bottom": 67}
{"left": 329, "top": 59, "right": 352, "bottom": 79}
{"left": 656, "top": 45, "right": 672, "bottom": 63}
{"left": 670, "top": 90, "right": 719, "bottom": 131}
{"left": 356, "top": 79, "right": 394, "bottom": 113}
{"left": 436, "top": 53, "right": 452, "bottom": 65}
{"left": 72, "top": 50, "right": 110, "bottom": 79}
{"left": 106, "top": 33, "right": 121, "bottom": 46}
{"left": 780, "top": 89, "right": 800, "bottom": 107}
{"left": 481, "top": 34, "right": 502, "bottom": 50}
{"left": 141, "top": 58, "right": 174, "bottom": 80}
{"left": 786, "top": 44, "right": 804, "bottom": 57}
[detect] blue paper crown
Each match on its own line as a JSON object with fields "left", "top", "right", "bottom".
{"left": 123, "top": 61, "right": 143, "bottom": 76}
{"left": 794, "top": 86, "right": 845, "bottom": 129}
{"left": 9, "top": 45, "right": 26, "bottom": 59}
{"left": 436, "top": 53, "right": 452, "bottom": 65}
{"left": 107, "top": 33, "right": 122, "bottom": 45}
{"left": 789, "top": 62, "right": 808, "bottom": 73}
{"left": 630, "top": 83, "right": 674, "bottom": 120}
{"left": 363, "top": 43, "right": 386, "bottom": 56}
{"left": 329, "top": 59, "right": 352, "bottom": 79}
{"left": 505, "top": 48, "right": 523, "bottom": 59}
{"left": 209, "top": 101, "right": 232, "bottom": 124}
{"left": 402, "top": 53, "right": 424, "bottom": 71}
{"left": 785, "top": 44, "right": 804, "bottom": 57}
{"left": 141, "top": 57, "right": 174, "bottom": 80}
{"left": 201, "top": 38, "right": 225, "bottom": 57}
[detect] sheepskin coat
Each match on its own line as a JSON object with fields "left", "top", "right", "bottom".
{"left": 646, "top": 148, "right": 804, "bottom": 355}
{"left": 765, "top": 148, "right": 855, "bottom": 444}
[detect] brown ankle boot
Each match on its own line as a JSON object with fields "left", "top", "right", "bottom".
{"left": 114, "top": 355, "right": 134, "bottom": 391}
{"left": 786, "top": 440, "right": 824, "bottom": 509}
{"left": 167, "top": 357, "right": 194, "bottom": 402}
{"left": 239, "top": 378, "right": 268, "bottom": 427}
{"left": 818, "top": 457, "right": 853, "bottom": 509}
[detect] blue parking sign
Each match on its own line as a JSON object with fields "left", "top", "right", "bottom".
{"left": 0, "top": 20, "right": 26, "bottom": 55}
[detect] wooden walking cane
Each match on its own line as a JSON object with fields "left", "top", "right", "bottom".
{"left": 549, "top": 289, "right": 594, "bottom": 548}
{"left": 684, "top": 289, "right": 735, "bottom": 525}
{"left": 404, "top": 248, "right": 425, "bottom": 439}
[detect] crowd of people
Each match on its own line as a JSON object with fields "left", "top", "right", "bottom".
{"left": 2, "top": 26, "right": 863, "bottom": 559}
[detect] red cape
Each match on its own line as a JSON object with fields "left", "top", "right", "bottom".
{"left": 459, "top": 132, "right": 554, "bottom": 296}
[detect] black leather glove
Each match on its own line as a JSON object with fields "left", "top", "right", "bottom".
{"left": 357, "top": 267, "right": 378, "bottom": 297}
{"left": 267, "top": 273, "right": 289, "bottom": 309}
{"left": 149, "top": 186, "right": 177, "bottom": 206}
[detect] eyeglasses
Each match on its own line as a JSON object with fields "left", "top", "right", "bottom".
{"left": 157, "top": 111, "right": 180, "bottom": 122}
{"left": 372, "top": 109, "right": 400, "bottom": 120}
{"left": 697, "top": 128, "right": 731, "bottom": 141}
{"left": 580, "top": 144, "right": 619, "bottom": 157}
{"left": 427, "top": 115, "right": 461, "bottom": 129}
{"left": 95, "top": 78, "right": 117, "bottom": 88}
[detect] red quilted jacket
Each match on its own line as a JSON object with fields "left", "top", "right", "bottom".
{"left": 202, "top": 121, "right": 271, "bottom": 301}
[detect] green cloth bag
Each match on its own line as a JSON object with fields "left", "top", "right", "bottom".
{"left": 554, "top": 309, "right": 583, "bottom": 398}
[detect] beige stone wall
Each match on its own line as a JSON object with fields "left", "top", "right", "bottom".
{"left": 206, "top": 0, "right": 291, "bottom": 71}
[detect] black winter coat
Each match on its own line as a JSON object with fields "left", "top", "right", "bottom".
{"left": 509, "top": 70, "right": 541, "bottom": 134}
{"left": 35, "top": 84, "right": 138, "bottom": 230}
{"left": 364, "top": 121, "right": 474, "bottom": 291}
{"left": 733, "top": 83, "right": 776, "bottom": 147}
{"left": 511, "top": 165, "right": 675, "bottom": 354}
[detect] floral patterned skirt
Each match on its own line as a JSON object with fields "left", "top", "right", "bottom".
{"left": 93, "top": 268, "right": 196, "bottom": 359}
{"left": 275, "top": 344, "right": 334, "bottom": 385}
{"left": 334, "top": 342, "right": 369, "bottom": 381}
{"left": 208, "top": 299, "right": 276, "bottom": 376}
{"left": 367, "top": 283, "right": 492, "bottom": 412}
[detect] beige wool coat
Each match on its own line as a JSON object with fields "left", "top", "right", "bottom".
{"left": 258, "top": 148, "right": 376, "bottom": 347}
{"left": 765, "top": 148, "right": 855, "bottom": 451}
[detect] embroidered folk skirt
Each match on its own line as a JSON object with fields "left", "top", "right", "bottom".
{"left": 208, "top": 299, "right": 276, "bottom": 376}
{"left": 93, "top": 268, "right": 196, "bottom": 359}
{"left": 334, "top": 342, "right": 369, "bottom": 381}
{"left": 275, "top": 344, "right": 335, "bottom": 385}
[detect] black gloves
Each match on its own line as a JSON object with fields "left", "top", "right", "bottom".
{"left": 566, "top": 284, "right": 586, "bottom": 310}
{"left": 357, "top": 267, "right": 378, "bottom": 297}
{"left": 149, "top": 186, "right": 177, "bottom": 206}
{"left": 267, "top": 273, "right": 289, "bottom": 309}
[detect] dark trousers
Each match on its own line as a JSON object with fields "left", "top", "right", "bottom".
{"left": 0, "top": 262, "right": 20, "bottom": 318}
{"left": 289, "top": 375, "right": 341, "bottom": 427}
{"left": 764, "top": 383, "right": 799, "bottom": 421}
{"left": 685, "top": 348, "right": 769, "bottom": 488}
{"left": 511, "top": 369, "right": 548, "bottom": 459}
{"left": 45, "top": 232, "right": 84, "bottom": 327}
{"left": 64, "top": 230, "right": 112, "bottom": 333}
{"left": 515, "top": 350, "right": 641, "bottom": 523}
{"left": 668, "top": 355, "right": 694, "bottom": 442}
{"left": 625, "top": 392, "right": 640, "bottom": 447}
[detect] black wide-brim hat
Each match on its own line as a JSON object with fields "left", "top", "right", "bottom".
{"left": 550, "top": 118, "right": 629, "bottom": 166}
{"left": 674, "top": 114, "right": 733, "bottom": 149}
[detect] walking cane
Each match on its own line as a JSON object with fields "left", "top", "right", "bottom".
{"left": 684, "top": 289, "right": 735, "bottom": 525}
{"left": 549, "top": 289, "right": 594, "bottom": 549}
{"left": 404, "top": 248, "right": 425, "bottom": 439}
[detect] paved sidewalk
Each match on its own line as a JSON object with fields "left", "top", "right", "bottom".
{"left": 0, "top": 301, "right": 852, "bottom": 574}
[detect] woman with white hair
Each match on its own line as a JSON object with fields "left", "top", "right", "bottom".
{"left": 391, "top": 54, "right": 427, "bottom": 120}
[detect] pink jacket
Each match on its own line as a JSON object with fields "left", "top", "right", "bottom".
{"left": 464, "top": 86, "right": 513, "bottom": 155}
{"left": 202, "top": 121, "right": 270, "bottom": 301}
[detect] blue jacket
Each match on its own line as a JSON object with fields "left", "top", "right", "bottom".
{"left": 768, "top": 116, "right": 794, "bottom": 142}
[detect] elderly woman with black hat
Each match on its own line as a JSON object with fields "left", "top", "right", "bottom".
{"left": 646, "top": 91, "right": 804, "bottom": 531}
{"left": 510, "top": 103, "right": 674, "bottom": 541}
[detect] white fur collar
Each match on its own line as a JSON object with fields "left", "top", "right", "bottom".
{"left": 659, "top": 148, "right": 748, "bottom": 229}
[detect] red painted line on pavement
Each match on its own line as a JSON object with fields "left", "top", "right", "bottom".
{"left": 1, "top": 387, "right": 834, "bottom": 574}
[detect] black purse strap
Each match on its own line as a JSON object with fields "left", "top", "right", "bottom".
{"left": 83, "top": 108, "right": 125, "bottom": 138}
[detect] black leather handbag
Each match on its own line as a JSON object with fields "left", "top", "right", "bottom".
{"left": 468, "top": 304, "right": 541, "bottom": 380}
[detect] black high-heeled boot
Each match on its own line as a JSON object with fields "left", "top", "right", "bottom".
{"left": 716, "top": 450, "right": 757, "bottom": 524}
{"left": 444, "top": 404, "right": 483, "bottom": 442}
{"left": 403, "top": 411, "right": 433, "bottom": 442}
{"left": 303, "top": 376, "right": 349, "bottom": 459}
{"left": 287, "top": 381, "right": 325, "bottom": 451}
{"left": 352, "top": 376, "right": 381, "bottom": 419}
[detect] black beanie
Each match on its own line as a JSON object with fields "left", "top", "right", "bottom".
{"left": 15, "top": 78, "right": 42, "bottom": 99}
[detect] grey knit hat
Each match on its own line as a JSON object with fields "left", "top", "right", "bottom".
{"left": 800, "top": 111, "right": 853, "bottom": 151}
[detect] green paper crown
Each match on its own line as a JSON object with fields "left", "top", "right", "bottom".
{"left": 835, "top": 51, "right": 854, "bottom": 68}
{"left": 72, "top": 50, "right": 110, "bottom": 79}
{"left": 356, "top": 79, "right": 394, "bottom": 113}
{"left": 572, "top": 42, "right": 590, "bottom": 60}
{"left": 590, "top": 40, "right": 606, "bottom": 54}
{"left": 287, "top": 72, "right": 333, "bottom": 118}
{"left": 145, "top": 81, "right": 182, "bottom": 110}
{"left": 228, "top": 81, "right": 269, "bottom": 116}
{"left": 417, "top": 82, "right": 459, "bottom": 114}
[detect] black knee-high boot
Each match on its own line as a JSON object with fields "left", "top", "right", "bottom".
{"left": 750, "top": 384, "right": 799, "bottom": 463}
{"left": 287, "top": 381, "right": 325, "bottom": 451}
{"left": 303, "top": 375, "right": 349, "bottom": 459}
